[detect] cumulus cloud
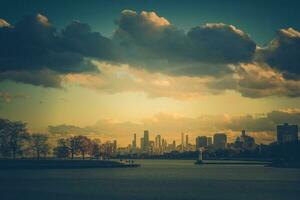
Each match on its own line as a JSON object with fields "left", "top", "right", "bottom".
{"left": 259, "top": 28, "right": 300, "bottom": 79}
{"left": 114, "top": 10, "right": 256, "bottom": 76}
{"left": 46, "top": 109, "right": 300, "bottom": 145}
{"left": 207, "top": 63, "right": 300, "bottom": 98}
{"left": 0, "top": 14, "right": 115, "bottom": 87}
{"left": 0, "top": 11, "right": 299, "bottom": 99}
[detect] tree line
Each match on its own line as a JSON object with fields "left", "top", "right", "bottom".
{"left": 0, "top": 118, "right": 108, "bottom": 160}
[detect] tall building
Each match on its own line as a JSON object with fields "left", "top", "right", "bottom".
{"left": 207, "top": 137, "right": 212, "bottom": 146}
{"left": 181, "top": 132, "right": 184, "bottom": 151}
{"left": 149, "top": 141, "right": 155, "bottom": 154}
{"left": 277, "top": 123, "right": 298, "bottom": 144}
{"left": 140, "top": 137, "right": 144, "bottom": 152}
{"left": 213, "top": 133, "right": 227, "bottom": 149}
{"left": 172, "top": 140, "right": 176, "bottom": 151}
{"left": 196, "top": 136, "right": 208, "bottom": 149}
{"left": 132, "top": 133, "right": 137, "bottom": 151}
{"left": 234, "top": 130, "right": 256, "bottom": 150}
{"left": 155, "top": 134, "right": 162, "bottom": 153}
{"left": 185, "top": 134, "right": 189, "bottom": 148}
{"left": 113, "top": 140, "right": 117, "bottom": 153}
{"left": 143, "top": 130, "right": 150, "bottom": 153}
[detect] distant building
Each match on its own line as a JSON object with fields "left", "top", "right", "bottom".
{"left": 207, "top": 137, "right": 212, "bottom": 146}
{"left": 149, "top": 141, "right": 155, "bottom": 154}
{"left": 143, "top": 130, "right": 150, "bottom": 153}
{"left": 155, "top": 134, "right": 162, "bottom": 153}
{"left": 172, "top": 140, "right": 176, "bottom": 151}
{"left": 113, "top": 140, "right": 117, "bottom": 153}
{"left": 234, "top": 130, "right": 256, "bottom": 150}
{"left": 140, "top": 137, "right": 144, "bottom": 152}
{"left": 181, "top": 132, "right": 184, "bottom": 152}
{"left": 277, "top": 123, "right": 298, "bottom": 144}
{"left": 213, "top": 133, "right": 227, "bottom": 149}
{"left": 185, "top": 134, "right": 189, "bottom": 148}
{"left": 131, "top": 133, "right": 137, "bottom": 152}
{"left": 196, "top": 136, "right": 208, "bottom": 149}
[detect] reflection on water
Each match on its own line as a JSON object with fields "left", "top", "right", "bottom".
{"left": 0, "top": 159, "right": 300, "bottom": 200}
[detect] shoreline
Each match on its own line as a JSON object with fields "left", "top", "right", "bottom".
{"left": 0, "top": 159, "right": 140, "bottom": 169}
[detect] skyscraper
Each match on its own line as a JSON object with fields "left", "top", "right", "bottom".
{"left": 181, "top": 132, "right": 184, "bottom": 151}
{"left": 213, "top": 133, "right": 227, "bottom": 149}
{"left": 113, "top": 140, "right": 117, "bottom": 153}
{"left": 277, "top": 123, "right": 298, "bottom": 144}
{"left": 155, "top": 134, "right": 162, "bottom": 153}
{"left": 172, "top": 140, "right": 176, "bottom": 151}
{"left": 207, "top": 137, "right": 212, "bottom": 146}
{"left": 132, "top": 133, "right": 137, "bottom": 152}
{"left": 140, "top": 137, "right": 144, "bottom": 152}
{"left": 143, "top": 130, "right": 150, "bottom": 153}
{"left": 185, "top": 134, "right": 189, "bottom": 149}
{"left": 196, "top": 136, "right": 208, "bottom": 149}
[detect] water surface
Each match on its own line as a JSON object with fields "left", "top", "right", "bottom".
{"left": 0, "top": 159, "right": 299, "bottom": 200}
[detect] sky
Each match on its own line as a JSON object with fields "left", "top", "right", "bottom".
{"left": 0, "top": 0, "right": 300, "bottom": 146}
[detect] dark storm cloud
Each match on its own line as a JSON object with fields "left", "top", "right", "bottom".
{"left": 187, "top": 24, "right": 256, "bottom": 63}
{"left": 0, "top": 14, "right": 116, "bottom": 87}
{"left": 114, "top": 10, "right": 256, "bottom": 76}
{"left": 0, "top": 10, "right": 299, "bottom": 99}
{"left": 259, "top": 28, "right": 300, "bottom": 79}
{"left": 0, "top": 70, "right": 62, "bottom": 88}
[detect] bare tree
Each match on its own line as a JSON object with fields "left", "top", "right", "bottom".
{"left": 74, "top": 136, "right": 92, "bottom": 160}
{"left": 67, "top": 136, "right": 79, "bottom": 159}
{"left": 90, "top": 139, "right": 101, "bottom": 159}
{"left": 30, "top": 133, "right": 50, "bottom": 159}
{"left": 0, "top": 119, "right": 29, "bottom": 159}
{"left": 53, "top": 138, "right": 70, "bottom": 158}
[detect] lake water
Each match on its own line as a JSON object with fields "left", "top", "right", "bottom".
{"left": 0, "top": 159, "right": 300, "bottom": 200}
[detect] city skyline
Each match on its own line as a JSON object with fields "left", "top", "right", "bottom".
{"left": 0, "top": 2, "right": 300, "bottom": 200}
{"left": 1, "top": 0, "right": 300, "bottom": 146}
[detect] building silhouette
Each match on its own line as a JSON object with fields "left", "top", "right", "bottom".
{"left": 143, "top": 130, "right": 150, "bottom": 153}
{"left": 213, "top": 133, "right": 227, "bottom": 149}
{"left": 181, "top": 132, "right": 184, "bottom": 152}
{"left": 234, "top": 130, "right": 256, "bottom": 150}
{"left": 196, "top": 136, "right": 208, "bottom": 149}
{"left": 207, "top": 137, "right": 212, "bottom": 146}
{"left": 131, "top": 133, "right": 137, "bottom": 153}
{"left": 277, "top": 123, "right": 298, "bottom": 144}
{"left": 185, "top": 134, "right": 189, "bottom": 148}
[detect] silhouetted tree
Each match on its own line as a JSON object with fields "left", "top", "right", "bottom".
{"left": 74, "top": 136, "right": 92, "bottom": 159}
{"left": 67, "top": 136, "right": 78, "bottom": 159}
{"left": 0, "top": 118, "right": 29, "bottom": 159}
{"left": 90, "top": 139, "right": 101, "bottom": 159}
{"left": 53, "top": 138, "right": 70, "bottom": 158}
{"left": 30, "top": 133, "right": 50, "bottom": 159}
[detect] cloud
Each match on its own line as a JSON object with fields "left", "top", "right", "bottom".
{"left": 0, "top": 92, "right": 28, "bottom": 103}
{"left": 259, "top": 28, "right": 300, "bottom": 79}
{"left": 0, "top": 19, "right": 10, "bottom": 27}
{"left": 207, "top": 63, "right": 300, "bottom": 98}
{"left": 0, "top": 11, "right": 299, "bottom": 100}
{"left": 0, "top": 14, "right": 115, "bottom": 87}
{"left": 187, "top": 23, "right": 256, "bottom": 63}
{"left": 114, "top": 10, "right": 256, "bottom": 77}
{"left": 65, "top": 61, "right": 300, "bottom": 100}
{"left": 46, "top": 109, "right": 300, "bottom": 145}
{"left": 0, "top": 69, "right": 63, "bottom": 88}
{"left": 64, "top": 61, "right": 213, "bottom": 100}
